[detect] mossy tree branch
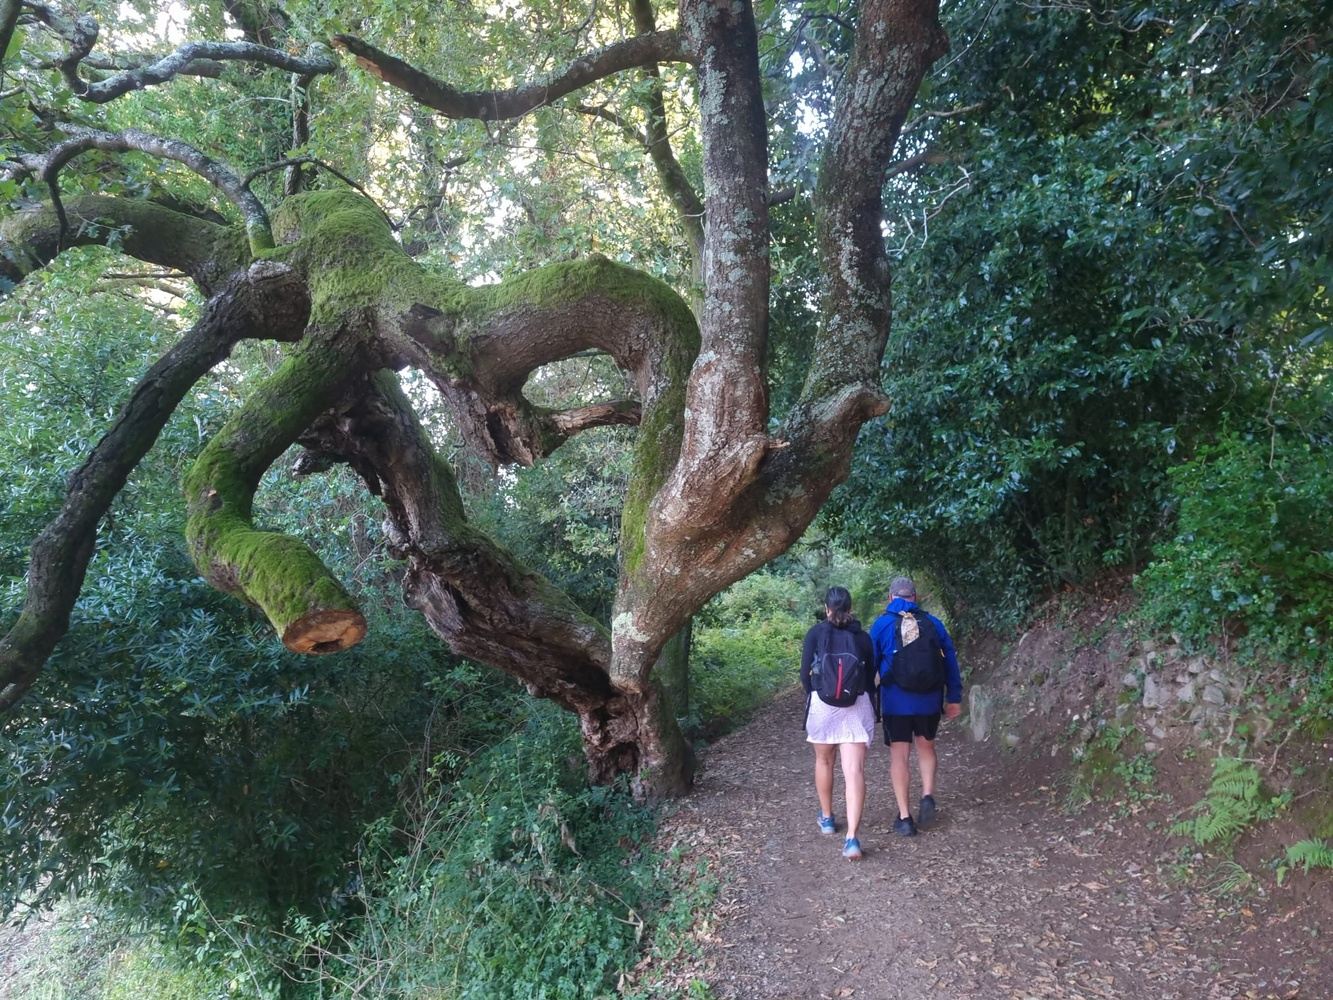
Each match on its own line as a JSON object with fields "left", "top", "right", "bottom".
{"left": 387, "top": 252, "right": 698, "bottom": 467}
{"left": 0, "top": 261, "right": 308, "bottom": 711}
{"left": 183, "top": 329, "right": 369, "bottom": 655}
{"left": 0, "top": 194, "right": 249, "bottom": 293}
{"left": 4, "top": 126, "right": 275, "bottom": 251}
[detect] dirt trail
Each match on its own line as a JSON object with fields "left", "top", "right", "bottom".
{"left": 660, "top": 687, "right": 1327, "bottom": 1000}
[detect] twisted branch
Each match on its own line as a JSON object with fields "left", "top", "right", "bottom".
{"left": 331, "top": 29, "right": 690, "bottom": 121}
{"left": 4, "top": 125, "right": 273, "bottom": 251}
{"left": 21, "top": 1, "right": 336, "bottom": 101}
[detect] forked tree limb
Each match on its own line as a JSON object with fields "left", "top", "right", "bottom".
{"left": 331, "top": 29, "right": 691, "bottom": 121}
{"left": 4, "top": 126, "right": 275, "bottom": 250}
{"left": 607, "top": 0, "right": 948, "bottom": 690}
{"left": 0, "top": 261, "right": 309, "bottom": 712}
{"left": 302, "top": 371, "right": 613, "bottom": 699}
{"left": 387, "top": 252, "right": 697, "bottom": 467}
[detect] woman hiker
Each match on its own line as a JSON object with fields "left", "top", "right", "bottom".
{"left": 800, "top": 585, "right": 877, "bottom": 860}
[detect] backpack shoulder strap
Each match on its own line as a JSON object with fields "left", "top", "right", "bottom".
{"left": 813, "top": 620, "right": 831, "bottom": 656}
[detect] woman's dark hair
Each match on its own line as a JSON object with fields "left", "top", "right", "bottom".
{"left": 824, "top": 585, "right": 853, "bottom": 626}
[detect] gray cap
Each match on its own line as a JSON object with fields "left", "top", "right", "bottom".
{"left": 889, "top": 576, "right": 917, "bottom": 598}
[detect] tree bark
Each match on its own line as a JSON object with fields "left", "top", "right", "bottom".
{"left": 0, "top": 195, "right": 248, "bottom": 293}
{"left": 0, "top": 0, "right": 21, "bottom": 81}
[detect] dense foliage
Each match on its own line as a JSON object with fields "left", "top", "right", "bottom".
{"left": 0, "top": 256, "right": 502, "bottom": 925}
{"left": 826, "top": 0, "right": 1332, "bottom": 626}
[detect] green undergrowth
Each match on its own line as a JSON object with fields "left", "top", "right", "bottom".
{"left": 1064, "top": 724, "right": 1162, "bottom": 815}
{"left": 689, "top": 572, "right": 811, "bottom": 738}
{"left": 5, "top": 703, "right": 716, "bottom": 1000}
{"left": 286, "top": 701, "right": 691, "bottom": 1000}
{"left": 1135, "top": 424, "right": 1333, "bottom": 731}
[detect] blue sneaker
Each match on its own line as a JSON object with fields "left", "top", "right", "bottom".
{"left": 842, "top": 837, "right": 863, "bottom": 860}
{"left": 817, "top": 812, "right": 836, "bottom": 835}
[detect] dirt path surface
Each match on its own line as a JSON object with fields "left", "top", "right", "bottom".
{"left": 660, "top": 687, "right": 1328, "bottom": 1000}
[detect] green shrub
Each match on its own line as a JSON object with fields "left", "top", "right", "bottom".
{"left": 1137, "top": 430, "right": 1333, "bottom": 670}
{"left": 309, "top": 703, "right": 670, "bottom": 1000}
{"left": 691, "top": 610, "right": 808, "bottom": 735}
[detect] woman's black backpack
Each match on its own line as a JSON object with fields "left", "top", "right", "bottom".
{"left": 811, "top": 625, "right": 866, "bottom": 707}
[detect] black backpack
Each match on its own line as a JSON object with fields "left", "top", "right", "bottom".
{"left": 811, "top": 624, "right": 866, "bottom": 707}
{"left": 890, "top": 611, "right": 946, "bottom": 693}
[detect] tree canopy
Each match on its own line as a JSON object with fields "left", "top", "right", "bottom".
{"left": 1, "top": 0, "right": 948, "bottom": 796}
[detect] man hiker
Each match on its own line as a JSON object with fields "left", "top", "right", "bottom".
{"left": 870, "top": 576, "right": 963, "bottom": 836}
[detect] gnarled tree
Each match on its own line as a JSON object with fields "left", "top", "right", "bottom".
{"left": 0, "top": 0, "right": 947, "bottom": 796}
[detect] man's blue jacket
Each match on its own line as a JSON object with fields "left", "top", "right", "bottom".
{"left": 869, "top": 597, "right": 963, "bottom": 716}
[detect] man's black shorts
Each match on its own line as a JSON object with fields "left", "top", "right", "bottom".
{"left": 884, "top": 713, "right": 941, "bottom": 743}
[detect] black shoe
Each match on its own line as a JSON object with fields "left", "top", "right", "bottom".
{"left": 893, "top": 815, "right": 917, "bottom": 837}
{"left": 918, "top": 795, "right": 937, "bottom": 830}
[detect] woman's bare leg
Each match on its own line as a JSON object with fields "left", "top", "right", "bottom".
{"left": 839, "top": 741, "right": 867, "bottom": 839}
{"left": 814, "top": 743, "right": 837, "bottom": 818}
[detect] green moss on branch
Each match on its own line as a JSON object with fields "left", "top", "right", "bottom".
{"left": 184, "top": 342, "right": 367, "bottom": 653}
{"left": 0, "top": 195, "right": 249, "bottom": 291}
{"left": 270, "top": 190, "right": 467, "bottom": 324}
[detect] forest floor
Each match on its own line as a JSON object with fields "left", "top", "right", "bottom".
{"left": 640, "top": 686, "right": 1331, "bottom": 1000}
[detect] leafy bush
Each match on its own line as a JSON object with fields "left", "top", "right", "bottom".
{"left": 691, "top": 616, "right": 808, "bottom": 737}
{"left": 306, "top": 703, "right": 669, "bottom": 1000}
{"left": 824, "top": 0, "right": 1332, "bottom": 626}
{"left": 1136, "top": 428, "right": 1333, "bottom": 672}
{"left": 689, "top": 573, "right": 812, "bottom": 736}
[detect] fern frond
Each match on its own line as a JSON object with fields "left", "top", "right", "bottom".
{"left": 1285, "top": 839, "right": 1333, "bottom": 873}
{"left": 1174, "top": 757, "right": 1280, "bottom": 849}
